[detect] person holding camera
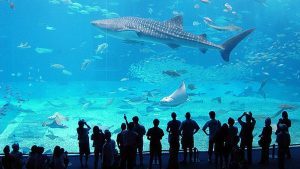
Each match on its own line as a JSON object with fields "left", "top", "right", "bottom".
{"left": 77, "top": 119, "right": 91, "bottom": 168}
{"left": 238, "top": 112, "right": 256, "bottom": 165}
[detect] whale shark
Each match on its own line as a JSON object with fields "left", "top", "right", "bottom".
{"left": 91, "top": 15, "right": 254, "bottom": 62}
{"left": 160, "top": 82, "right": 188, "bottom": 107}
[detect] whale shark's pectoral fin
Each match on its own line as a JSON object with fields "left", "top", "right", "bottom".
{"left": 165, "top": 15, "right": 183, "bottom": 30}
{"left": 167, "top": 43, "right": 180, "bottom": 49}
{"left": 118, "top": 29, "right": 141, "bottom": 39}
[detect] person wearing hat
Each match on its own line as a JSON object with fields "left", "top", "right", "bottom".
{"left": 276, "top": 124, "right": 291, "bottom": 169}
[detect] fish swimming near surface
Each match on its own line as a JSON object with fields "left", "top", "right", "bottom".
{"left": 160, "top": 81, "right": 188, "bottom": 107}
{"left": 91, "top": 15, "right": 254, "bottom": 62}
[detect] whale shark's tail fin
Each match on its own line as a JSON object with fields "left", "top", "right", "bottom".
{"left": 220, "top": 29, "right": 254, "bottom": 62}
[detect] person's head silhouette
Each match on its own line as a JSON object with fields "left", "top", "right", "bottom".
{"left": 153, "top": 119, "right": 160, "bottom": 127}
{"left": 282, "top": 111, "right": 288, "bottom": 119}
{"left": 93, "top": 126, "right": 100, "bottom": 133}
{"left": 128, "top": 122, "right": 134, "bottom": 130}
{"left": 228, "top": 117, "right": 235, "bottom": 126}
{"left": 209, "top": 111, "right": 216, "bottom": 120}
{"left": 265, "top": 117, "right": 271, "bottom": 126}
{"left": 185, "top": 112, "right": 191, "bottom": 119}
{"left": 171, "top": 112, "right": 177, "bottom": 120}
{"left": 132, "top": 116, "right": 139, "bottom": 124}
{"left": 121, "top": 123, "right": 126, "bottom": 130}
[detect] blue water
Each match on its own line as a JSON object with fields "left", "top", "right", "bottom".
{"left": 0, "top": 0, "right": 299, "bottom": 153}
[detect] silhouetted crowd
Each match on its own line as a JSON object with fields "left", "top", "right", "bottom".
{"left": 0, "top": 111, "right": 292, "bottom": 169}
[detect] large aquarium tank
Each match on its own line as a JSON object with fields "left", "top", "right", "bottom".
{"left": 0, "top": 0, "right": 299, "bottom": 153}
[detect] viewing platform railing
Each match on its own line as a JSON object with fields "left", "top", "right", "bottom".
{"left": 1, "top": 143, "right": 300, "bottom": 159}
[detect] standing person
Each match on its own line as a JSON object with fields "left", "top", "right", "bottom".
{"left": 238, "top": 112, "right": 256, "bottom": 165}
{"left": 51, "top": 146, "right": 65, "bottom": 169}
{"left": 11, "top": 143, "right": 23, "bottom": 169}
{"left": 117, "top": 123, "right": 127, "bottom": 169}
{"left": 147, "top": 119, "right": 164, "bottom": 169}
{"left": 214, "top": 124, "right": 228, "bottom": 169}
{"left": 276, "top": 124, "right": 290, "bottom": 169}
{"left": 122, "top": 122, "right": 138, "bottom": 169}
{"left": 166, "top": 112, "right": 181, "bottom": 169}
{"left": 25, "top": 145, "right": 38, "bottom": 169}
{"left": 179, "top": 112, "right": 200, "bottom": 164}
{"left": 276, "top": 111, "right": 292, "bottom": 159}
{"left": 91, "top": 126, "right": 105, "bottom": 169}
{"left": 77, "top": 119, "right": 91, "bottom": 168}
{"left": 124, "top": 115, "right": 146, "bottom": 166}
{"left": 1, "top": 145, "right": 13, "bottom": 169}
{"left": 202, "top": 111, "right": 221, "bottom": 163}
{"left": 225, "top": 117, "right": 239, "bottom": 168}
{"left": 258, "top": 117, "right": 272, "bottom": 164}
{"left": 102, "top": 130, "right": 117, "bottom": 169}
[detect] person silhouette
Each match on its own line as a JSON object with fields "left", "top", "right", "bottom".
{"left": 276, "top": 111, "right": 292, "bottom": 159}
{"left": 238, "top": 112, "right": 256, "bottom": 165}
{"left": 179, "top": 112, "right": 200, "bottom": 164}
{"left": 117, "top": 123, "right": 127, "bottom": 169}
{"left": 91, "top": 126, "right": 105, "bottom": 169}
{"left": 276, "top": 124, "right": 291, "bottom": 169}
{"left": 258, "top": 117, "right": 272, "bottom": 164}
{"left": 102, "top": 130, "right": 117, "bottom": 169}
{"left": 147, "top": 119, "right": 164, "bottom": 169}
{"left": 122, "top": 122, "right": 138, "bottom": 169}
{"left": 2, "top": 145, "right": 13, "bottom": 169}
{"left": 202, "top": 111, "right": 221, "bottom": 163}
{"left": 166, "top": 112, "right": 181, "bottom": 169}
{"left": 77, "top": 119, "right": 91, "bottom": 168}
{"left": 124, "top": 115, "right": 146, "bottom": 166}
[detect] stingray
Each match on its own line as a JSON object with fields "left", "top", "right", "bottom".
{"left": 0, "top": 102, "right": 34, "bottom": 115}
{"left": 45, "top": 130, "right": 59, "bottom": 140}
{"left": 160, "top": 81, "right": 188, "bottom": 107}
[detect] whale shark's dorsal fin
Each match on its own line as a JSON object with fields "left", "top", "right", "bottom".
{"left": 165, "top": 15, "right": 183, "bottom": 29}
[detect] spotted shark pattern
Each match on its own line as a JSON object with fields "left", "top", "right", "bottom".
{"left": 91, "top": 16, "right": 254, "bottom": 62}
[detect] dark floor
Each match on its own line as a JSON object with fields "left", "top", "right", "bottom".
{"left": 67, "top": 146, "right": 300, "bottom": 169}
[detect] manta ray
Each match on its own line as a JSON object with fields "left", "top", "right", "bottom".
{"left": 42, "top": 112, "right": 68, "bottom": 128}
{"left": 160, "top": 82, "right": 188, "bottom": 107}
